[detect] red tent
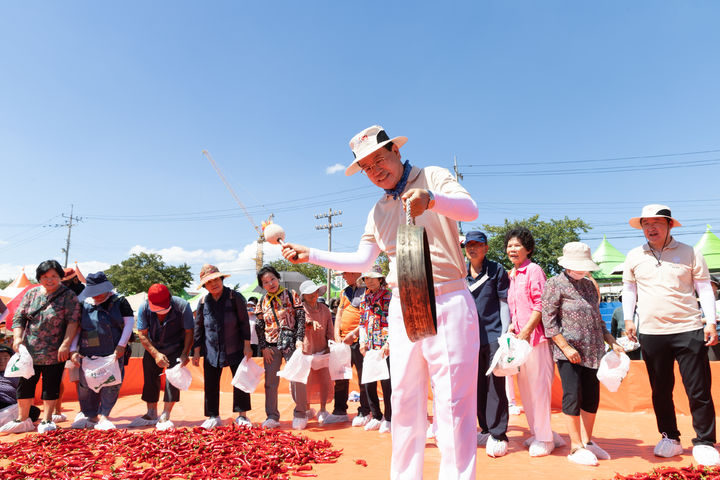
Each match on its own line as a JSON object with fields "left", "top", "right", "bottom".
{"left": 3, "top": 284, "right": 36, "bottom": 330}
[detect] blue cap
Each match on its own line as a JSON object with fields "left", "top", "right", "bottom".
{"left": 462, "top": 231, "right": 487, "bottom": 247}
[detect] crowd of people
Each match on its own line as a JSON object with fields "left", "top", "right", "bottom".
{"left": 0, "top": 124, "right": 719, "bottom": 479}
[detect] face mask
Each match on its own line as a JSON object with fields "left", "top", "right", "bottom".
{"left": 566, "top": 270, "right": 588, "bottom": 280}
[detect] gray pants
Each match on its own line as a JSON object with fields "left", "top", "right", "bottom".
{"left": 263, "top": 346, "right": 308, "bottom": 420}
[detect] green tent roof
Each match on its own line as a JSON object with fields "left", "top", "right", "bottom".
{"left": 592, "top": 235, "right": 625, "bottom": 279}
{"left": 695, "top": 226, "right": 720, "bottom": 271}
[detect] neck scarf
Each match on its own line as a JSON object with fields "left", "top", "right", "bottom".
{"left": 266, "top": 286, "right": 286, "bottom": 306}
{"left": 384, "top": 160, "right": 412, "bottom": 199}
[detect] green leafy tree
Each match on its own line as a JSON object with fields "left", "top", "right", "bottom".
{"left": 0, "top": 279, "right": 12, "bottom": 290}
{"left": 375, "top": 251, "right": 390, "bottom": 276}
{"left": 481, "top": 215, "right": 591, "bottom": 276}
{"left": 268, "top": 259, "right": 327, "bottom": 285}
{"left": 105, "top": 252, "right": 193, "bottom": 296}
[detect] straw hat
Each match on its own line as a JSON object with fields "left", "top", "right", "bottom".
{"left": 557, "top": 242, "right": 599, "bottom": 272}
{"left": 345, "top": 125, "right": 408, "bottom": 176}
{"left": 629, "top": 204, "right": 682, "bottom": 229}
{"left": 198, "top": 264, "right": 230, "bottom": 288}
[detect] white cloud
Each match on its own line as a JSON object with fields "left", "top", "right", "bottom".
{"left": 325, "top": 163, "right": 346, "bottom": 175}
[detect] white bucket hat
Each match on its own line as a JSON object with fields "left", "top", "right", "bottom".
{"left": 345, "top": 125, "right": 408, "bottom": 176}
{"left": 299, "top": 280, "right": 327, "bottom": 297}
{"left": 557, "top": 242, "right": 599, "bottom": 272}
{"left": 361, "top": 265, "right": 386, "bottom": 280}
{"left": 629, "top": 204, "right": 682, "bottom": 229}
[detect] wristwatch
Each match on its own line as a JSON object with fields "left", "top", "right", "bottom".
{"left": 426, "top": 190, "right": 435, "bottom": 210}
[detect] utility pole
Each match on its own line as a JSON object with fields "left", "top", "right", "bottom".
{"left": 315, "top": 209, "right": 342, "bottom": 299}
{"left": 59, "top": 205, "right": 82, "bottom": 268}
{"left": 453, "top": 155, "right": 466, "bottom": 234}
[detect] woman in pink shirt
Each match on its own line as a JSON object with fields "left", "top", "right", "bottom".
{"left": 505, "top": 227, "right": 555, "bottom": 457}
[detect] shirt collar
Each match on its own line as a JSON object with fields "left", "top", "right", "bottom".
{"left": 514, "top": 258, "right": 532, "bottom": 273}
{"left": 466, "top": 258, "right": 488, "bottom": 278}
{"left": 641, "top": 237, "right": 678, "bottom": 252}
{"left": 383, "top": 166, "right": 422, "bottom": 200}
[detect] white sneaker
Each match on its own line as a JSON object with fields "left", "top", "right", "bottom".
{"left": 70, "top": 417, "right": 97, "bottom": 429}
{"left": 529, "top": 440, "right": 554, "bottom": 457}
{"left": 0, "top": 418, "right": 34, "bottom": 434}
{"left": 235, "top": 416, "right": 252, "bottom": 427}
{"left": 524, "top": 431, "right": 566, "bottom": 449}
{"left": 292, "top": 416, "right": 308, "bottom": 430}
{"left": 52, "top": 413, "right": 67, "bottom": 423}
{"left": 305, "top": 408, "right": 316, "bottom": 419}
{"left": 585, "top": 441, "right": 610, "bottom": 460}
{"left": 508, "top": 404, "right": 524, "bottom": 415}
{"left": 201, "top": 417, "right": 221, "bottom": 429}
{"left": 654, "top": 435, "right": 683, "bottom": 458}
{"left": 156, "top": 419, "right": 175, "bottom": 431}
{"left": 567, "top": 447, "right": 599, "bottom": 466}
{"left": 486, "top": 436, "right": 508, "bottom": 458}
{"left": 323, "top": 413, "right": 349, "bottom": 424}
{"left": 693, "top": 445, "right": 720, "bottom": 466}
{"left": 364, "top": 418, "right": 382, "bottom": 431}
{"left": 352, "top": 414, "right": 369, "bottom": 427}
{"left": 94, "top": 419, "right": 116, "bottom": 431}
{"left": 37, "top": 421, "right": 57, "bottom": 434}
{"left": 379, "top": 420, "right": 391, "bottom": 434}
{"left": 74, "top": 412, "right": 87, "bottom": 423}
{"left": 316, "top": 411, "right": 329, "bottom": 424}
{"left": 262, "top": 418, "right": 281, "bottom": 429}
{"left": 128, "top": 415, "right": 158, "bottom": 428}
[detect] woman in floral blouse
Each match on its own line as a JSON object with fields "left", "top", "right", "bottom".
{"left": 358, "top": 266, "right": 392, "bottom": 434}
{"left": 542, "top": 242, "right": 624, "bottom": 466}
{"left": 0, "top": 260, "right": 80, "bottom": 434}
{"left": 254, "top": 265, "right": 308, "bottom": 430}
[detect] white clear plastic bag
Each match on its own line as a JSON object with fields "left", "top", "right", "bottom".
{"left": 596, "top": 351, "right": 631, "bottom": 392}
{"left": 165, "top": 360, "right": 193, "bottom": 391}
{"left": 232, "top": 357, "right": 264, "bottom": 393}
{"left": 82, "top": 355, "right": 122, "bottom": 393}
{"left": 486, "top": 333, "right": 533, "bottom": 377}
{"left": 4, "top": 345, "right": 35, "bottom": 379}
{"left": 311, "top": 353, "right": 330, "bottom": 370}
{"left": 277, "top": 349, "right": 312, "bottom": 384}
{"left": 328, "top": 341, "right": 352, "bottom": 381}
{"left": 0, "top": 404, "right": 18, "bottom": 427}
{"left": 361, "top": 349, "right": 389, "bottom": 384}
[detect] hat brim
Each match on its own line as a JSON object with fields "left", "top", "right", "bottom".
{"left": 198, "top": 272, "right": 230, "bottom": 288}
{"left": 301, "top": 285, "right": 327, "bottom": 296}
{"left": 345, "top": 136, "right": 408, "bottom": 176}
{"left": 148, "top": 301, "right": 171, "bottom": 313}
{"left": 362, "top": 272, "right": 386, "bottom": 279}
{"left": 558, "top": 258, "right": 600, "bottom": 272}
{"left": 629, "top": 215, "right": 682, "bottom": 229}
{"left": 78, "top": 281, "right": 114, "bottom": 301}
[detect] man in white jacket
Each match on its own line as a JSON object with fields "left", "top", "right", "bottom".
{"left": 282, "top": 125, "right": 479, "bottom": 480}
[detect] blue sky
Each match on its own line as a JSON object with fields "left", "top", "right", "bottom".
{"left": 1, "top": 1, "right": 719, "bottom": 289}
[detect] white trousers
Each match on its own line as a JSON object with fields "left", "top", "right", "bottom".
{"left": 516, "top": 341, "right": 554, "bottom": 442}
{"left": 389, "top": 288, "right": 479, "bottom": 480}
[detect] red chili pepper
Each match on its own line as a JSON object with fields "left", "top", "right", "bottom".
{"left": 355, "top": 459, "right": 368, "bottom": 467}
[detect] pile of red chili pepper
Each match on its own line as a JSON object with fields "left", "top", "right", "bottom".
{"left": 0, "top": 425, "right": 342, "bottom": 479}
{"left": 610, "top": 465, "right": 720, "bottom": 480}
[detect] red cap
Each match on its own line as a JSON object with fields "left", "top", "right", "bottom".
{"left": 147, "top": 284, "right": 171, "bottom": 312}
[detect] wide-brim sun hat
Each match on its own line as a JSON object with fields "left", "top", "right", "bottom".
{"left": 629, "top": 204, "right": 682, "bottom": 229}
{"left": 197, "top": 264, "right": 230, "bottom": 288}
{"left": 345, "top": 125, "right": 408, "bottom": 176}
{"left": 79, "top": 272, "right": 114, "bottom": 300}
{"left": 557, "top": 242, "right": 600, "bottom": 272}
{"left": 361, "top": 265, "right": 386, "bottom": 280}
{"left": 299, "top": 280, "right": 327, "bottom": 296}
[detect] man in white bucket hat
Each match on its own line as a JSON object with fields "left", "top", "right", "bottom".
{"left": 622, "top": 204, "right": 719, "bottom": 465}
{"left": 281, "top": 125, "right": 480, "bottom": 479}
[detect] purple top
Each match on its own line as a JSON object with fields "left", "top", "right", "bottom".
{"left": 541, "top": 272, "right": 609, "bottom": 369}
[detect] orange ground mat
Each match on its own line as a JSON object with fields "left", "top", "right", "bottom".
{"left": 4, "top": 359, "right": 720, "bottom": 479}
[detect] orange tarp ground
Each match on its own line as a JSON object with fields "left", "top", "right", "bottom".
{"left": 7, "top": 359, "right": 719, "bottom": 480}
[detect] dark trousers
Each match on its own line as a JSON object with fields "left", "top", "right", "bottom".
{"left": 364, "top": 355, "right": 392, "bottom": 421}
{"left": 332, "top": 341, "right": 370, "bottom": 416}
{"left": 141, "top": 349, "right": 183, "bottom": 404}
{"left": 556, "top": 360, "right": 600, "bottom": 416}
{"left": 640, "top": 328, "right": 716, "bottom": 446}
{"left": 477, "top": 341, "right": 509, "bottom": 441}
{"left": 203, "top": 359, "right": 251, "bottom": 417}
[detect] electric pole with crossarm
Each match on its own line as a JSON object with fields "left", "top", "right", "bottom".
{"left": 315, "top": 209, "right": 342, "bottom": 299}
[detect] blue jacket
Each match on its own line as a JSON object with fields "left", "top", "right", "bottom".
{"left": 79, "top": 294, "right": 124, "bottom": 357}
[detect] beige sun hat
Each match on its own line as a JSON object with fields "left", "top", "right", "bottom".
{"left": 629, "top": 204, "right": 682, "bottom": 229}
{"left": 345, "top": 125, "right": 408, "bottom": 176}
{"left": 361, "top": 265, "right": 386, "bottom": 280}
{"left": 198, "top": 264, "right": 230, "bottom": 288}
{"left": 557, "top": 242, "right": 599, "bottom": 272}
{"left": 299, "top": 280, "right": 327, "bottom": 296}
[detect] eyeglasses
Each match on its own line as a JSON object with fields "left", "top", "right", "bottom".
{"left": 358, "top": 155, "right": 388, "bottom": 176}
